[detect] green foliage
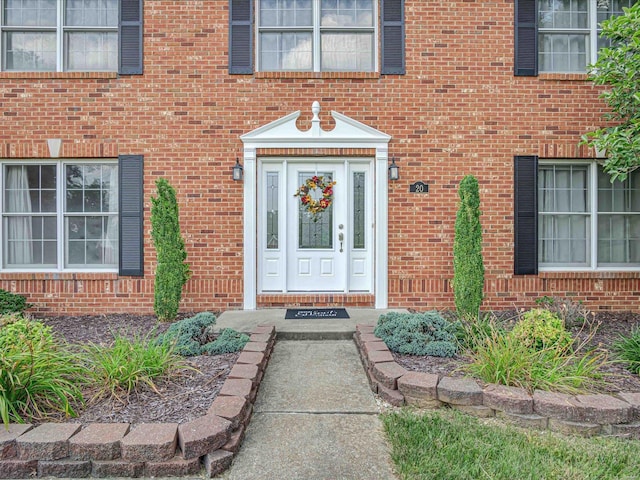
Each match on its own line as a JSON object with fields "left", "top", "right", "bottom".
{"left": 157, "top": 312, "right": 249, "bottom": 356}
{"left": 151, "top": 178, "right": 191, "bottom": 322}
{"left": 0, "top": 289, "right": 32, "bottom": 315}
{"left": 535, "top": 296, "right": 591, "bottom": 328}
{"left": 83, "top": 332, "right": 186, "bottom": 402}
{"left": 463, "top": 318, "right": 606, "bottom": 394}
{"left": 459, "top": 312, "right": 505, "bottom": 350}
{"left": 0, "top": 317, "right": 84, "bottom": 426}
{"left": 582, "top": 3, "right": 640, "bottom": 181}
{"left": 452, "top": 175, "right": 484, "bottom": 317}
{"left": 202, "top": 328, "right": 251, "bottom": 355}
{"left": 374, "top": 311, "right": 459, "bottom": 357}
{"left": 511, "top": 308, "right": 573, "bottom": 352}
{"left": 612, "top": 326, "right": 640, "bottom": 375}
{"left": 383, "top": 409, "right": 640, "bottom": 480}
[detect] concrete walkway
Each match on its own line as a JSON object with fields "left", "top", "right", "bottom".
{"left": 217, "top": 309, "right": 401, "bottom": 480}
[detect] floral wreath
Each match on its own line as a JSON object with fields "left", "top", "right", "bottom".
{"left": 294, "top": 175, "right": 337, "bottom": 222}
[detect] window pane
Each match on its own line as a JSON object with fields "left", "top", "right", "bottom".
{"left": 538, "top": 0, "right": 588, "bottom": 28}
{"left": 266, "top": 172, "right": 279, "bottom": 249}
{"left": 539, "top": 33, "right": 588, "bottom": 72}
{"left": 4, "top": 0, "right": 56, "bottom": 26}
{"left": 65, "top": 31, "right": 117, "bottom": 71}
{"left": 65, "top": 0, "right": 118, "bottom": 27}
{"left": 260, "top": 0, "right": 312, "bottom": 27}
{"left": 260, "top": 32, "right": 312, "bottom": 70}
{"left": 298, "top": 172, "right": 333, "bottom": 249}
{"left": 4, "top": 31, "right": 56, "bottom": 71}
{"left": 321, "top": 0, "right": 373, "bottom": 26}
{"left": 353, "top": 171, "right": 365, "bottom": 249}
{"left": 321, "top": 32, "right": 373, "bottom": 71}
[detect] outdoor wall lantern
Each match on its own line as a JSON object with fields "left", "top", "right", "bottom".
{"left": 232, "top": 158, "right": 244, "bottom": 181}
{"left": 388, "top": 157, "right": 400, "bottom": 181}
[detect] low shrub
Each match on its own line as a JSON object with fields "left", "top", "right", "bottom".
{"left": 463, "top": 320, "right": 607, "bottom": 394}
{"left": 535, "top": 296, "right": 591, "bottom": 328}
{"left": 612, "top": 326, "right": 640, "bottom": 375}
{"left": 157, "top": 312, "right": 249, "bottom": 356}
{"left": 374, "top": 311, "right": 459, "bottom": 357}
{"left": 510, "top": 308, "right": 573, "bottom": 352}
{"left": 0, "top": 317, "right": 84, "bottom": 426}
{"left": 0, "top": 289, "right": 32, "bottom": 315}
{"left": 83, "top": 332, "right": 187, "bottom": 401}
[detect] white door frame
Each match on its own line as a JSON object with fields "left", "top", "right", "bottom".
{"left": 240, "top": 102, "right": 391, "bottom": 309}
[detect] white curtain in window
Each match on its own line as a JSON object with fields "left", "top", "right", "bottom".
{"left": 6, "top": 166, "right": 33, "bottom": 265}
{"left": 104, "top": 165, "right": 118, "bottom": 265}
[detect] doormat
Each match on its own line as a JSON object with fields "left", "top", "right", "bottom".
{"left": 285, "top": 308, "right": 350, "bottom": 319}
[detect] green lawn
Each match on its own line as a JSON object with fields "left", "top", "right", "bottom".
{"left": 382, "top": 408, "right": 640, "bottom": 480}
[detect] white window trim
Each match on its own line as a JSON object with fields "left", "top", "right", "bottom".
{"left": 539, "top": 159, "right": 640, "bottom": 272}
{"left": 0, "top": 159, "right": 119, "bottom": 273}
{"left": 255, "top": 0, "right": 378, "bottom": 72}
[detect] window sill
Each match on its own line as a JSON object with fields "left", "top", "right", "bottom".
{"left": 0, "top": 271, "right": 119, "bottom": 280}
{"left": 0, "top": 71, "right": 118, "bottom": 80}
{"left": 539, "top": 270, "right": 640, "bottom": 279}
{"left": 538, "top": 73, "right": 589, "bottom": 82}
{"left": 254, "top": 71, "right": 380, "bottom": 80}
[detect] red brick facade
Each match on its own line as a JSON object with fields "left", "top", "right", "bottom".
{"left": 1, "top": 0, "right": 638, "bottom": 315}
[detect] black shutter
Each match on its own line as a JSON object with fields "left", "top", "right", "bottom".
{"left": 119, "top": 0, "right": 143, "bottom": 75}
{"left": 514, "top": 0, "right": 537, "bottom": 76}
{"left": 381, "top": 0, "right": 405, "bottom": 75}
{"left": 514, "top": 155, "right": 538, "bottom": 275}
{"left": 119, "top": 155, "right": 144, "bottom": 276}
{"left": 229, "top": 0, "right": 253, "bottom": 74}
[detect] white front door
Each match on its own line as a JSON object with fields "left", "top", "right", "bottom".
{"left": 286, "top": 163, "right": 347, "bottom": 291}
{"left": 258, "top": 159, "right": 373, "bottom": 294}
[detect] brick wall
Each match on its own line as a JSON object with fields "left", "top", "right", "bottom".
{"left": 1, "top": 0, "right": 638, "bottom": 315}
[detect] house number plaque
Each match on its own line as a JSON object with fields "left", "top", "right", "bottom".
{"left": 409, "top": 182, "right": 429, "bottom": 193}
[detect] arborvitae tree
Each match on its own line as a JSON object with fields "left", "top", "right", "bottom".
{"left": 151, "top": 179, "right": 191, "bottom": 322}
{"left": 452, "top": 175, "right": 484, "bottom": 318}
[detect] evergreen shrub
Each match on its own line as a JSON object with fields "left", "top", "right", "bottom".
{"left": 511, "top": 308, "right": 572, "bottom": 352}
{"left": 374, "top": 311, "right": 459, "bottom": 357}
{"left": 0, "top": 289, "right": 32, "bottom": 316}
{"left": 157, "top": 312, "right": 249, "bottom": 356}
{"left": 151, "top": 178, "right": 191, "bottom": 322}
{"left": 452, "top": 175, "right": 484, "bottom": 318}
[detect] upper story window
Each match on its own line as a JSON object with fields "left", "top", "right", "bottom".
{"left": 538, "top": 0, "right": 638, "bottom": 73}
{"left": 1, "top": 0, "right": 118, "bottom": 72}
{"left": 257, "top": 0, "right": 376, "bottom": 72}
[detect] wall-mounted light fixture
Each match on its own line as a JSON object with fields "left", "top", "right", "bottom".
{"left": 232, "top": 158, "right": 244, "bottom": 181}
{"left": 388, "top": 157, "right": 399, "bottom": 181}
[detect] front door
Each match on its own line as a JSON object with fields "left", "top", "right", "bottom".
{"left": 286, "top": 162, "right": 347, "bottom": 291}
{"left": 258, "top": 158, "right": 373, "bottom": 294}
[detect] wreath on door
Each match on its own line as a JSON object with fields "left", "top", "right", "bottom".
{"left": 294, "top": 175, "right": 337, "bottom": 222}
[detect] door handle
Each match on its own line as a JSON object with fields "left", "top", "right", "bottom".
{"left": 338, "top": 232, "right": 344, "bottom": 253}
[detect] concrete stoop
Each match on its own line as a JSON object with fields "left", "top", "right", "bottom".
{"left": 0, "top": 325, "right": 277, "bottom": 479}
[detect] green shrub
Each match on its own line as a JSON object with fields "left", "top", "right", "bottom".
{"left": 151, "top": 178, "right": 191, "bottom": 322}
{"left": 452, "top": 175, "right": 484, "bottom": 318}
{"left": 83, "top": 332, "right": 186, "bottom": 401}
{"left": 535, "top": 296, "right": 591, "bottom": 328}
{"left": 0, "top": 289, "right": 32, "bottom": 315}
{"left": 463, "top": 319, "right": 606, "bottom": 394}
{"left": 511, "top": 308, "right": 573, "bottom": 352}
{"left": 374, "top": 312, "right": 459, "bottom": 357}
{"left": 612, "top": 326, "right": 640, "bottom": 375}
{"left": 157, "top": 312, "right": 249, "bottom": 356}
{"left": 0, "top": 317, "right": 84, "bottom": 426}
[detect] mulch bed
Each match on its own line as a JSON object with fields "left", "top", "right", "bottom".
{"left": 40, "top": 313, "right": 238, "bottom": 426}
{"left": 393, "top": 310, "right": 640, "bottom": 393}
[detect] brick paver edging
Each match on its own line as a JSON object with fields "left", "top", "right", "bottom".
{"left": 0, "top": 325, "right": 277, "bottom": 479}
{"left": 354, "top": 324, "right": 640, "bottom": 439}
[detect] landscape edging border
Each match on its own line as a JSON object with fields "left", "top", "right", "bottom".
{"left": 354, "top": 324, "right": 640, "bottom": 439}
{"left": 0, "top": 324, "right": 277, "bottom": 479}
